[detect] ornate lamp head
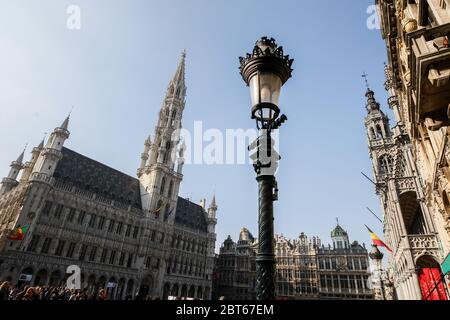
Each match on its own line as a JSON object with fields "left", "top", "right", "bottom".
{"left": 239, "top": 37, "right": 294, "bottom": 128}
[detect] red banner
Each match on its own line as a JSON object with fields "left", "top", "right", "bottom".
{"left": 419, "top": 268, "right": 448, "bottom": 300}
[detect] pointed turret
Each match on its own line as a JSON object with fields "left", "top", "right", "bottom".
{"left": 37, "top": 138, "right": 45, "bottom": 149}
{"left": 21, "top": 137, "right": 45, "bottom": 182}
{"left": 16, "top": 149, "right": 25, "bottom": 164}
{"left": 32, "top": 115, "right": 70, "bottom": 178}
{"left": 211, "top": 194, "right": 217, "bottom": 209}
{"left": 138, "top": 135, "right": 152, "bottom": 176}
{"left": 61, "top": 115, "right": 70, "bottom": 130}
{"left": 0, "top": 149, "right": 26, "bottom": 195}
{"left": 207, "top": 194, "right": 218, "bottom": 234}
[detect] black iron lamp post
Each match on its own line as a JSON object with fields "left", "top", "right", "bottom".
{"left": 369, "top": 244, "right": 387, "bottom": 300}
{"left": 239, "top": 37, "right": 293, "bottom": 300}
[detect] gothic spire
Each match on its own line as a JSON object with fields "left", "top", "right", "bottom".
{"left": 16, "top": 148, "right": 25, "bottom": 164}
{"left": 61, "top": 115, "right": 70, "bottom": 130}
{"left": 173, "top": 50, "right": 186, "bottom": 86}
{"left": 167, "top": 50, "right": 186, "bottom": 98}
{"left": 37, "top": 136, "right": 45, "bottom": 149}
{"left": 211, "top": 194, "right": 217, "bottom": 207}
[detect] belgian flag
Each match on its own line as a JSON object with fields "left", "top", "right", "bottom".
{"left": 365, "top": 225, "right": 392, "bottom": 252}
{"left": 7, "top": 225, "right": 29, "bottom": 241}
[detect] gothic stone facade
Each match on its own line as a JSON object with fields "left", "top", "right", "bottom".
{"left": 0, "top": 53, "right": 217, "bottom": 300}
{"left": 374, "top": 0, "right": 450, "bottom": 299}
{"left": 213, "top": 224, "right": 374, "bottom": 300}
{"left": 212, "top": 229, "right": 257, "bottom": 300}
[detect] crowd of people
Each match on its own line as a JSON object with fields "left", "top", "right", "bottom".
{"left": 0, "top": 281, "right": 161, "bottom": 301}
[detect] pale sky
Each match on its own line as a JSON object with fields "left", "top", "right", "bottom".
{"left": 0, "top": 0, "right": 391, "bottom": 252}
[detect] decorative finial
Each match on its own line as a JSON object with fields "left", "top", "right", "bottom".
{"left": 362, "top": 72, "right": 370, "bottom": 89}
{"left": 336, "top": 217, "right": 340, "bottom": 226}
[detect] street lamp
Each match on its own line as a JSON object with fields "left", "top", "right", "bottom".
{"left": 239, "top": 37, "right": 294, "bottom": 300}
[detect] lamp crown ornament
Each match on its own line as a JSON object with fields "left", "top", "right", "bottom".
{"left": 239, "top": 36, "right": 294, "bottom": 86}
{"left": 239, "top": 37, "right": 294, "bottom": 128}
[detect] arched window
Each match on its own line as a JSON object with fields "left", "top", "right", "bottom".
{"left": 168, "top": 181, "right": 174, "bottom": 198}
{"left": 379, "top": 156, "right": 387, "bottom": 174}
{"left": 160, "top": 177, "right": 166, "bottom": 195}
{"left": 370, "top": 127, "right": 376, "bottom": 140}
{"left": 171, "top": 110, "right": 177, "bottom": 127}
{"left": 163, "top": 141, "right": 172, "bottom": 164}
{"left": 387, "top": 156, "right": 394, "bottom": 172}
{"left": 379, "top": 155, "right": 394, "bottom": 174}
{"left": 165, "top": 109, "right": 170, "bottom": 126}
{"left": 376, "top": 125, "right": 383, "bottom": 139}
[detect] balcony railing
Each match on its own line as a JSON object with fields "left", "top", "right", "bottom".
{"left": 30, "top": 172, "right": 55, "bottom": 185}
{"left": 407, "top": 234, "right": 439, "bottom": 251}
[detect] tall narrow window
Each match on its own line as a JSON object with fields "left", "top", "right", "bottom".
{"left": 42, "top": 201, "right": 53, "bottom": 216}
{"left": 168, "top": 181, "right": 174, "bottom": 198}
{"left": 27, "top": 235, "right": 41, "bottom": 252}
{"left": 67, "top": 208, "right": 76, "bottom": 223}
{"left": 160, "top": 177, "right": 166, "bottom": 195}
{"left": 109, "top": 250, "right": 116, "bottom": 265}
{"left": 100, "top": 249, "right": 108, "bottom": 263}
{"left": 125, "top": 224, "right": 132, "bottom": 237}
{"left": 133, "top": 226, "right": 139, "bottom": 239}
{"left": 89, "top": 247, "right": 97, "bottom": 262}
{"left": 41, "top": 238, "right": 52, "bottom": 254}
{"left": 54, "top": 204, "right": 64, "bottom": 219}
{"left": 77, "top": 211, "right": 86, "bottom": 225}
{"left": 88, "top": 214, "right": 97, "bottom": 228}
{"left": 79, "top": 244, "right": 88, "bottom": 261}
{"left": 116, "top": 222, "right": 123, "bottom": 235}
{"left": 108, "top": 220, "right": 115, "bottom": 233}
{"left": 171, "top": 110, "right": 177, "bottom": 127}
{"left": 66, "top": 242, "right": 76, "bottom": 258}
{"left": 376, "top": 125, "right": 383, "bottom": 139}
{"left": 119, "top": 252, "right": 126, "bottom": 266}
{"left": 98, "top": 216, "right": 105, "bottom": 230}
{"left": 55, "top": 240, "right": 66, "bottom": 256}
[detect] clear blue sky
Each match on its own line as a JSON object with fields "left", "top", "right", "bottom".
{"left": 0, "top": 0, "right": 391, "bottom": 251}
